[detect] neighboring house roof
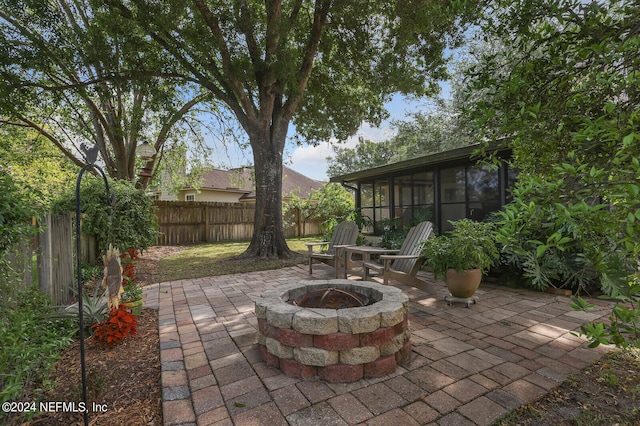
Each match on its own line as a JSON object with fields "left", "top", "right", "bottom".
{"left": 188, "top": 166, "right": 324, "bottom": 200}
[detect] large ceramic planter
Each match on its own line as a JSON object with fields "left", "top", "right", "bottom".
{"left": 444, "top": 268, "right": 482, "bottom": 307}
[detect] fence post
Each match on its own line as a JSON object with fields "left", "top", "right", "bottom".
{"left": 38, "top": 213, "right": 74, "bottom": 305}
{"left": 38, "top": 214, "right": 53, "bottom": 299}
{"left": 204, "top": 204, "right": 210, "bottom": 242}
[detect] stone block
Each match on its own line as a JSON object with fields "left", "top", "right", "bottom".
{"left": 276, "top": 328, "right": 313, "bottom": 348}
{"left": 338, "top": 307, "right": 380, "bottom": 334}
{"left": 380, "top": 330, "right": 410, "bottom": 357}
{"left": 393, "top": 315, "right": 409, "bottom": 335}
{"left": 395, "top": 340, "right": 412, "bottom": 364}
{"left": 258, "top": 344, "right": 280, "bottom": 368}
{"left": 314, "top": 332, "right": 360, "bottom": 351}
{"left": 257, "top": 333, "right": 266, "bottom": 346}
{"left": 360, "top": 327, "right": 395, "bottom": 347}
{"left": 292, "top": 308, "right": 339, "bottom": 335}
{"left": 364, "top": 355, "right": 397, "bottom": 379}
{"left": 340, "top": 346, "right": 381, "bottom": 365}
{"left": 266, "top": 337, "right": 294, "bottom": 359}
{"left": 266, "top": 302, "right": 301, "bottom": 329}
{"left": 294, "top": 346, "right": 339, "bottom": 367}
{"left": 318, "top": 363, "right": 364, "bottom": 383}
{"left": 280, "top": 358, "right": 318, "bottom": 379}
{"left": 379, "top": 302, "right": 406, "bottom": 327}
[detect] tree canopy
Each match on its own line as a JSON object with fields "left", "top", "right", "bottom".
{"left": 0, "top": 126, "right": 77, "bottom": 206}
{"left": 0, "top": 0, "right": 214, "bottom": 187}
{"left": 101, "top": 0, "right": 479, "bottom": 258}
{"left": 467, "top": 0, "right": 640, "bottom": 294}
{"left": 326, "top": 101, "right": 475, "bottom": 177}
{"left": 326, "top": 54, "right": 479, "bottom": 178}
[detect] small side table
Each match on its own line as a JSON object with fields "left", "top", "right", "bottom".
{"left": 342, "top": 246, "right": 400, "bottom": 279}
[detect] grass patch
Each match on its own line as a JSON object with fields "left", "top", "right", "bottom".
{"left": 157, "top": 237, "right": 320, "bottom": 282}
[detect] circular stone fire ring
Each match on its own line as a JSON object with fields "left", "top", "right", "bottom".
{"left": 252, "top": 280, "right": 410, "bottom": 383}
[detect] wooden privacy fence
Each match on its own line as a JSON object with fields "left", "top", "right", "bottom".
{"left": 5, "top": 213, "right": 75, "bottom": 306}
{"left": 154, "top": 201, "right": 322, "bottom": 246}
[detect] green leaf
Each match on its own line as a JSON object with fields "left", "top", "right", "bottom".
{"left": 536, "top": 245, "right": 548, "bottom": 258}
{"left": 604, "top": 102, "right": 615, "bottom": 114}
{"left": 622, "top": 133, "right": 636, "bottom": 146}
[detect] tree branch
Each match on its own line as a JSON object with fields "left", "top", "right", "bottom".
{"left": 193, "top": 0, "right": 258, "bottom": 123}
{"left": 281, "top": 0, "right": 331, "bottom": 121}
{"left": 3, "top": 116, "right": 85, "bottom": 169}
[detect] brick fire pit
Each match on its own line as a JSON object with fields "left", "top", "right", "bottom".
{"left": 252, "top": 280, "right": 410, "bottom": 383}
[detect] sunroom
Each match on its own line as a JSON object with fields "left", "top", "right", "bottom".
{"left": 329, "top": 144, "right": 515, "bottom": 234}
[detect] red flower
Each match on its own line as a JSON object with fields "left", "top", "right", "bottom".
{"left": 91, "top": 305, "right": 138, "bottom": 349}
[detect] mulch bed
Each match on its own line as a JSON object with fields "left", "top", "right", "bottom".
{"left": 7, "top": 308, "right": 161, "bottom": 426}
{"left": 5, "top": 245, "right": 185, "bottom": 426}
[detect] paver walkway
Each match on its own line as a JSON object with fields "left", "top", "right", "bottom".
{"left": 143, "top": 265, "right": 613, "bottom": 426}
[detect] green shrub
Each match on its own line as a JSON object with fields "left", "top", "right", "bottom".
{"left": 0, "top": 286, "right": 76, "bottom": 406}
{"left": 52, "top": 177, "right": 160, "bottom": 252}
{"left": 379, "top": 208, "right": 433, "bottom": 249}
{"left": 0, "top": 172, "right": 42, "bottom": 286}
{"left": 492, "top": 172, "right": 634, "bottom": 294}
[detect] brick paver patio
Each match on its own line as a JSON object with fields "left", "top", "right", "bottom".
{"left": 143, "top": 265, "right": 613, "bottom": 426}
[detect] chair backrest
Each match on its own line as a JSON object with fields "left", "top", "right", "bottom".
{"left": 327, "top": 221, "right": 359, "bottom": 255}
{"left": 393, "top": 221, "right": 434, "bottom": 273}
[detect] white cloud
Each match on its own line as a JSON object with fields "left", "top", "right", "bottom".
{"left": 286, "top": 122, "right": 398, "bottom": 181}
{"left": 239, "top": 93, "right": 436, "bottom": 181}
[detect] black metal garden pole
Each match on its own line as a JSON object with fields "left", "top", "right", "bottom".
{"left": 75, "top": 163, "right": 110, "bottom": 426}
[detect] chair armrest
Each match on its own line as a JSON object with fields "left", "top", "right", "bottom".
{"left": 345, "top": 247, "right": 400, "bottom": 255}
{"left": 306, "top": 242, "right": 329, "bottom": 247}
{"left": 379, "top": 254, "right": 419, "bottom": 260}
{"left": 306, "top": 242, "right": 329, "bottom": 253}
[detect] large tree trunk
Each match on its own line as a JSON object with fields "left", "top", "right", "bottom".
{"left": 240, "top": 125, "right": 294, "bottom": 259}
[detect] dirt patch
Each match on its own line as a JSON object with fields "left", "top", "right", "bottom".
{"left": 136, "top": 245, "right": 186, "bottom": 286}
{"left": 495, "top": 348, "right": 640, "bottom": 425}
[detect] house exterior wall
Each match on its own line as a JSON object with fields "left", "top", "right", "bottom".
{"left": 176, "top": 189, "right": 246, "bottom": 203}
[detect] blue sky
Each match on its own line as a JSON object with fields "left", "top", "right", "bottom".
{"left": 288, "top": 75, "right": 453, "bottom": 181}
{"left": 285, "top": 93, "right": 434, "bottom": 181}
{"left": 208, "top": 84, "right": 451, "bottom": 182}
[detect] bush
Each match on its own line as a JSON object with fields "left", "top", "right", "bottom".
{"left": 492, "top": 172, "right": 634, "bottom": 294}
{"left": 52, "top": 178, "right": 160, "bottom": 252}
{"left": 0, "top": 172, "right": 41, "bottom": 285}
{"left": 0, "top": 286, "right": 76, "bottom": 405}
{"left": 379, "top": 208, "right": 433, "bottom": 249}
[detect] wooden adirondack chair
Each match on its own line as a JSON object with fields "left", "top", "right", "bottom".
{"left": 307, "top": 221, "right": 359, "bottom": 277}
{"left": 363, "top": 221, "right": 434, "bottom": 289}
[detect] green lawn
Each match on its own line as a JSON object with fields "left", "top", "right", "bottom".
{"left": 157, "top": 237, "right": 321, "bottom": 282}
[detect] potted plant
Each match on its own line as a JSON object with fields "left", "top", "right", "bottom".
{"left": 421, "top": 219, "right": 499, "bottom": 306}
